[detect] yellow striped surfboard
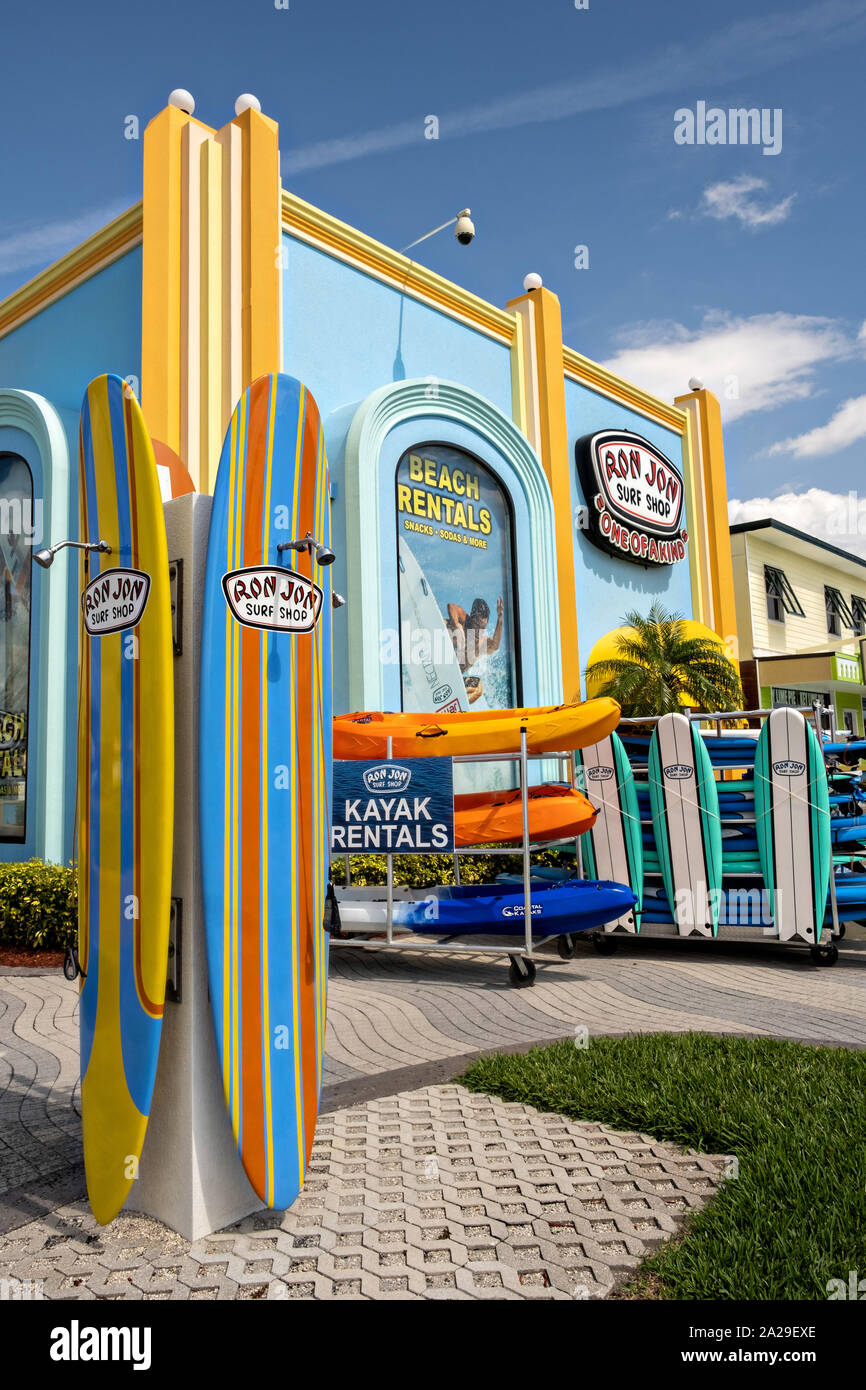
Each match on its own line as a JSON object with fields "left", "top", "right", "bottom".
{"left": 78, "top": 375, "right": 174, "bottom": 1225}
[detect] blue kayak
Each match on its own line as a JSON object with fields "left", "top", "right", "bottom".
{"left": 396, "top": 879, "right": 637, "bottom": 935}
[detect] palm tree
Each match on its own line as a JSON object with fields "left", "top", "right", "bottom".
{"left": 584, "top": 602, "right": 743, "bottom": 717}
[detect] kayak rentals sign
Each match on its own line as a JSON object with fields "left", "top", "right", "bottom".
{"left": 332, "top": 757, "right": 454, "bottom": 853}
{"left": 576, "top": 430, "right": 687, "bottom": 566}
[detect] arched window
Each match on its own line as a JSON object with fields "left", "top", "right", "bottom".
{"left": 395, "top": 443, "right": 520, "bottom": 712}
{"left": 0, "top": 454, "right": 33, "bottom": 841}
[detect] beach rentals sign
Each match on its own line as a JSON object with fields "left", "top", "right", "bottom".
{"left": 576, "top": 430, "right": 687, "bottom": 566}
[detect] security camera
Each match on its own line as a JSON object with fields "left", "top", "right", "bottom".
{"left": 454, "top": 210, "right": 475, "bottom": 246}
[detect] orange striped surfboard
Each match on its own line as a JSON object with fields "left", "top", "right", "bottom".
{"left": 78, "top": 375, "right": 174, "bottom": 1225}
{"left": 199, "top": 374, "right": 332, "bottom": 1209}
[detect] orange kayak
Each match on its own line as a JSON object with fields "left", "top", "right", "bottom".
{"left": 454, "top": 783, "right": 597, "bottom": 847}
{"left": 333, "top": 699, "right": 620, "bottom": 760}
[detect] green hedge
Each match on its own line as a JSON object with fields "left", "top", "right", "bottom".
{"left": 329, "top": 846, "right": 574, "bottom": 887}
{"left": 0, "top": 860, "right": 77, "bottom": 950}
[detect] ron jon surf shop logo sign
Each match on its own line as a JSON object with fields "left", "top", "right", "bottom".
{"left": 222, "top": 566, "right": 323, "bottom": 633}
{"left": 82, "top": 568, "right": 151, "bottom": 635}
{"left": 576, "top": 430, "right": 687, "bottom": 566}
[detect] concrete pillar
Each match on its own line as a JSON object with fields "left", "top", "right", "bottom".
{"left": 129, "top": 492, "right": 260, "bottom": 1240}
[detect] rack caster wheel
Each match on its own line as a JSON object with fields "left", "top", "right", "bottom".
{"left": 592, "top": 932, "right": 618, "bottom": 956}
{"left": 557, "top": 934, "right": 576, "bottom": 960}
{"left": 836, "top": 923, "right": 846, "bottom": 939}
{"left": 810, "top": 943, "right": 839, "bottom": 966}
{"left": 508, "top": 956, "right": 537, "bottom": 988}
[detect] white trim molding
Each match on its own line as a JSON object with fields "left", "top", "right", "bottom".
{"left": 344, "top": 377, "right": 562, "bottom": 710}
{"left": 0, "top": 389, "right": 71, "bottom": 863}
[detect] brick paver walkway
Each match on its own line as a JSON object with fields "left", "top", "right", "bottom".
{"left": 1, "top": 934, "right": 863, "bottom": 1298}
{"left": 0, "top": 1086, "right": 725, "bottom": 1300}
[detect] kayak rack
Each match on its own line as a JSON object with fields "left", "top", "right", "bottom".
{"left": 329, "top": 731, "right": 588, "bottom": 988}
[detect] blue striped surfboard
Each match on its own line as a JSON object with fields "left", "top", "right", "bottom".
{"left": 199, "top": 373, "right": 332, "bottom": 1210}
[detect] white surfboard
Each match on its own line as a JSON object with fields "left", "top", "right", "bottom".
{"left": 648, "top": 713, "right": 723, "bottom": 938}
{"left": 399, "top": 541, "right": 471, "bottom": 714}
{"left": 575, "top": 733, "right": 642, "bottom": 933}
{"left": 754, "top": 708, "right": 830, "bottom": 942}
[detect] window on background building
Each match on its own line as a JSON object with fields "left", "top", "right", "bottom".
{"left": 851, "top": 595, "right": 866, "bottom": 636}
{"left": 395, "top": 444, "right": 520, "bottom": 713}
{"left": 764, "top": 564, "right": 804, "bottom": 624}
{"left": 771, "top": 686, "right": 828, "bottom": 709}
{"left": 0, "top": 454, "right": 33, "bottom": 842}
{"left": 825, "top": 585, "right": 855, "bottom": 638}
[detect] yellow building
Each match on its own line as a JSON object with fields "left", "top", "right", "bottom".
{"left": 730, "top": 518, "right": 866, "bottom": 734}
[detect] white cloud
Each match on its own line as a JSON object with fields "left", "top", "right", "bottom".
{"left": 729, "top": 488, "right": 866, "bottom": 558}
{"left": 283, "top": 0, "right": 866, "bottom": 174}
{"left": 0, "top": 203, "right": 128, "bottom": 276}
{"left": 766, "top": 395, "right": 866, "bottom": 457}
{"left": 603, "top": 312, "right": 854, "bottom": 423}
{"left": 700, "top": 175, "right": 795, "bottom": 229}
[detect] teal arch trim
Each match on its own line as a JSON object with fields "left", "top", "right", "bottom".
{"left": 0, "top": 390, "right": 71, "bottom": 863}
{"left": 344, "top": 377, "right": 562, "bottom": 710}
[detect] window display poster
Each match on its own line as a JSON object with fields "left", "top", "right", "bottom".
{"left": 395, "top": 444, "right": 518, "bottom": 714}
{"left": 0, "top": 454, "right": 31, "bottom": 840}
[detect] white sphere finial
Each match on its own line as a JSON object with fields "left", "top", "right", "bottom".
{"left": 524, "top": 272, "right": 543, "bottom": 291}
{"left": 168, "top": 88, "right": 195, "bottom": 115}
{"left": 688, "top": 376, "right": 704, "bottom": 391}
{"left": 235, "top": 94, "right": 262, "bottom": 116}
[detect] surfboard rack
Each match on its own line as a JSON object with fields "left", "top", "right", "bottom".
{"left": 615, "top": 702, "right": 851, "bottom": 960}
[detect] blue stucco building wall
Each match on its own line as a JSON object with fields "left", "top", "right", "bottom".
{"left": 0, "top": 249, "right": 141, "bottom": 860}
{"left": 281, "top": 235, "right": 522, "bottom": 717}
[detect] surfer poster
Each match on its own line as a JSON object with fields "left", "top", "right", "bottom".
{"left": 395, "top": 445, "right": 518, "bottom": 714}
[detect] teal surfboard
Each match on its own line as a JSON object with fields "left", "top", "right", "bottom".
{"left": 754, "top": 708, "right": 830, "bottom": 942}
{"left": 648, "top": 713, "right": 722, "bottom": 937}
{"left": 574, "top": 732, "right": 642, "bottom": 932}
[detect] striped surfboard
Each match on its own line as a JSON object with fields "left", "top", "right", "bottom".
{"left": 78, "top": 375, "right": 174, "bottom": 1225}
{"left": 574, "top": 732, "right": 642, "bottom": 932}
{"left": 648, "top": 713, "right": 722, "bottom": 937}
{"left": 200, "top": 373, "right": 332, "bottom": 1210}
{"left": 754, "top": 708, "right": 830, "bottom": 942}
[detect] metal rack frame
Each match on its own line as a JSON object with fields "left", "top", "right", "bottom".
{"left": 330, "top": 730, "right": 585, "bottom": 975}
{"left": 329, "top": 701, "right": 856, "bottom": 971}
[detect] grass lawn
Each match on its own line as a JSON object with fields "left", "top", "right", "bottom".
{"left": 457, "top": 1033, "right": 866, "bottom": 1300}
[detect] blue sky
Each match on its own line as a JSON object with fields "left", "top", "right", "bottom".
{"left": 1, "top": 0, "right": 864, "bottom": 543}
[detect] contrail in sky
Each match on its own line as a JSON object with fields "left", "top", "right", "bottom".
{"left": 283, "top": 0, "right": 866, "bottom": 175}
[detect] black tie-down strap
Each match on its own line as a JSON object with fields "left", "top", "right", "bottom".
{"left": 63, "top": 946, "right": 85, "bottom": 981}
{"left": 323, "top": 882, "right": 345, "bottom": 938}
